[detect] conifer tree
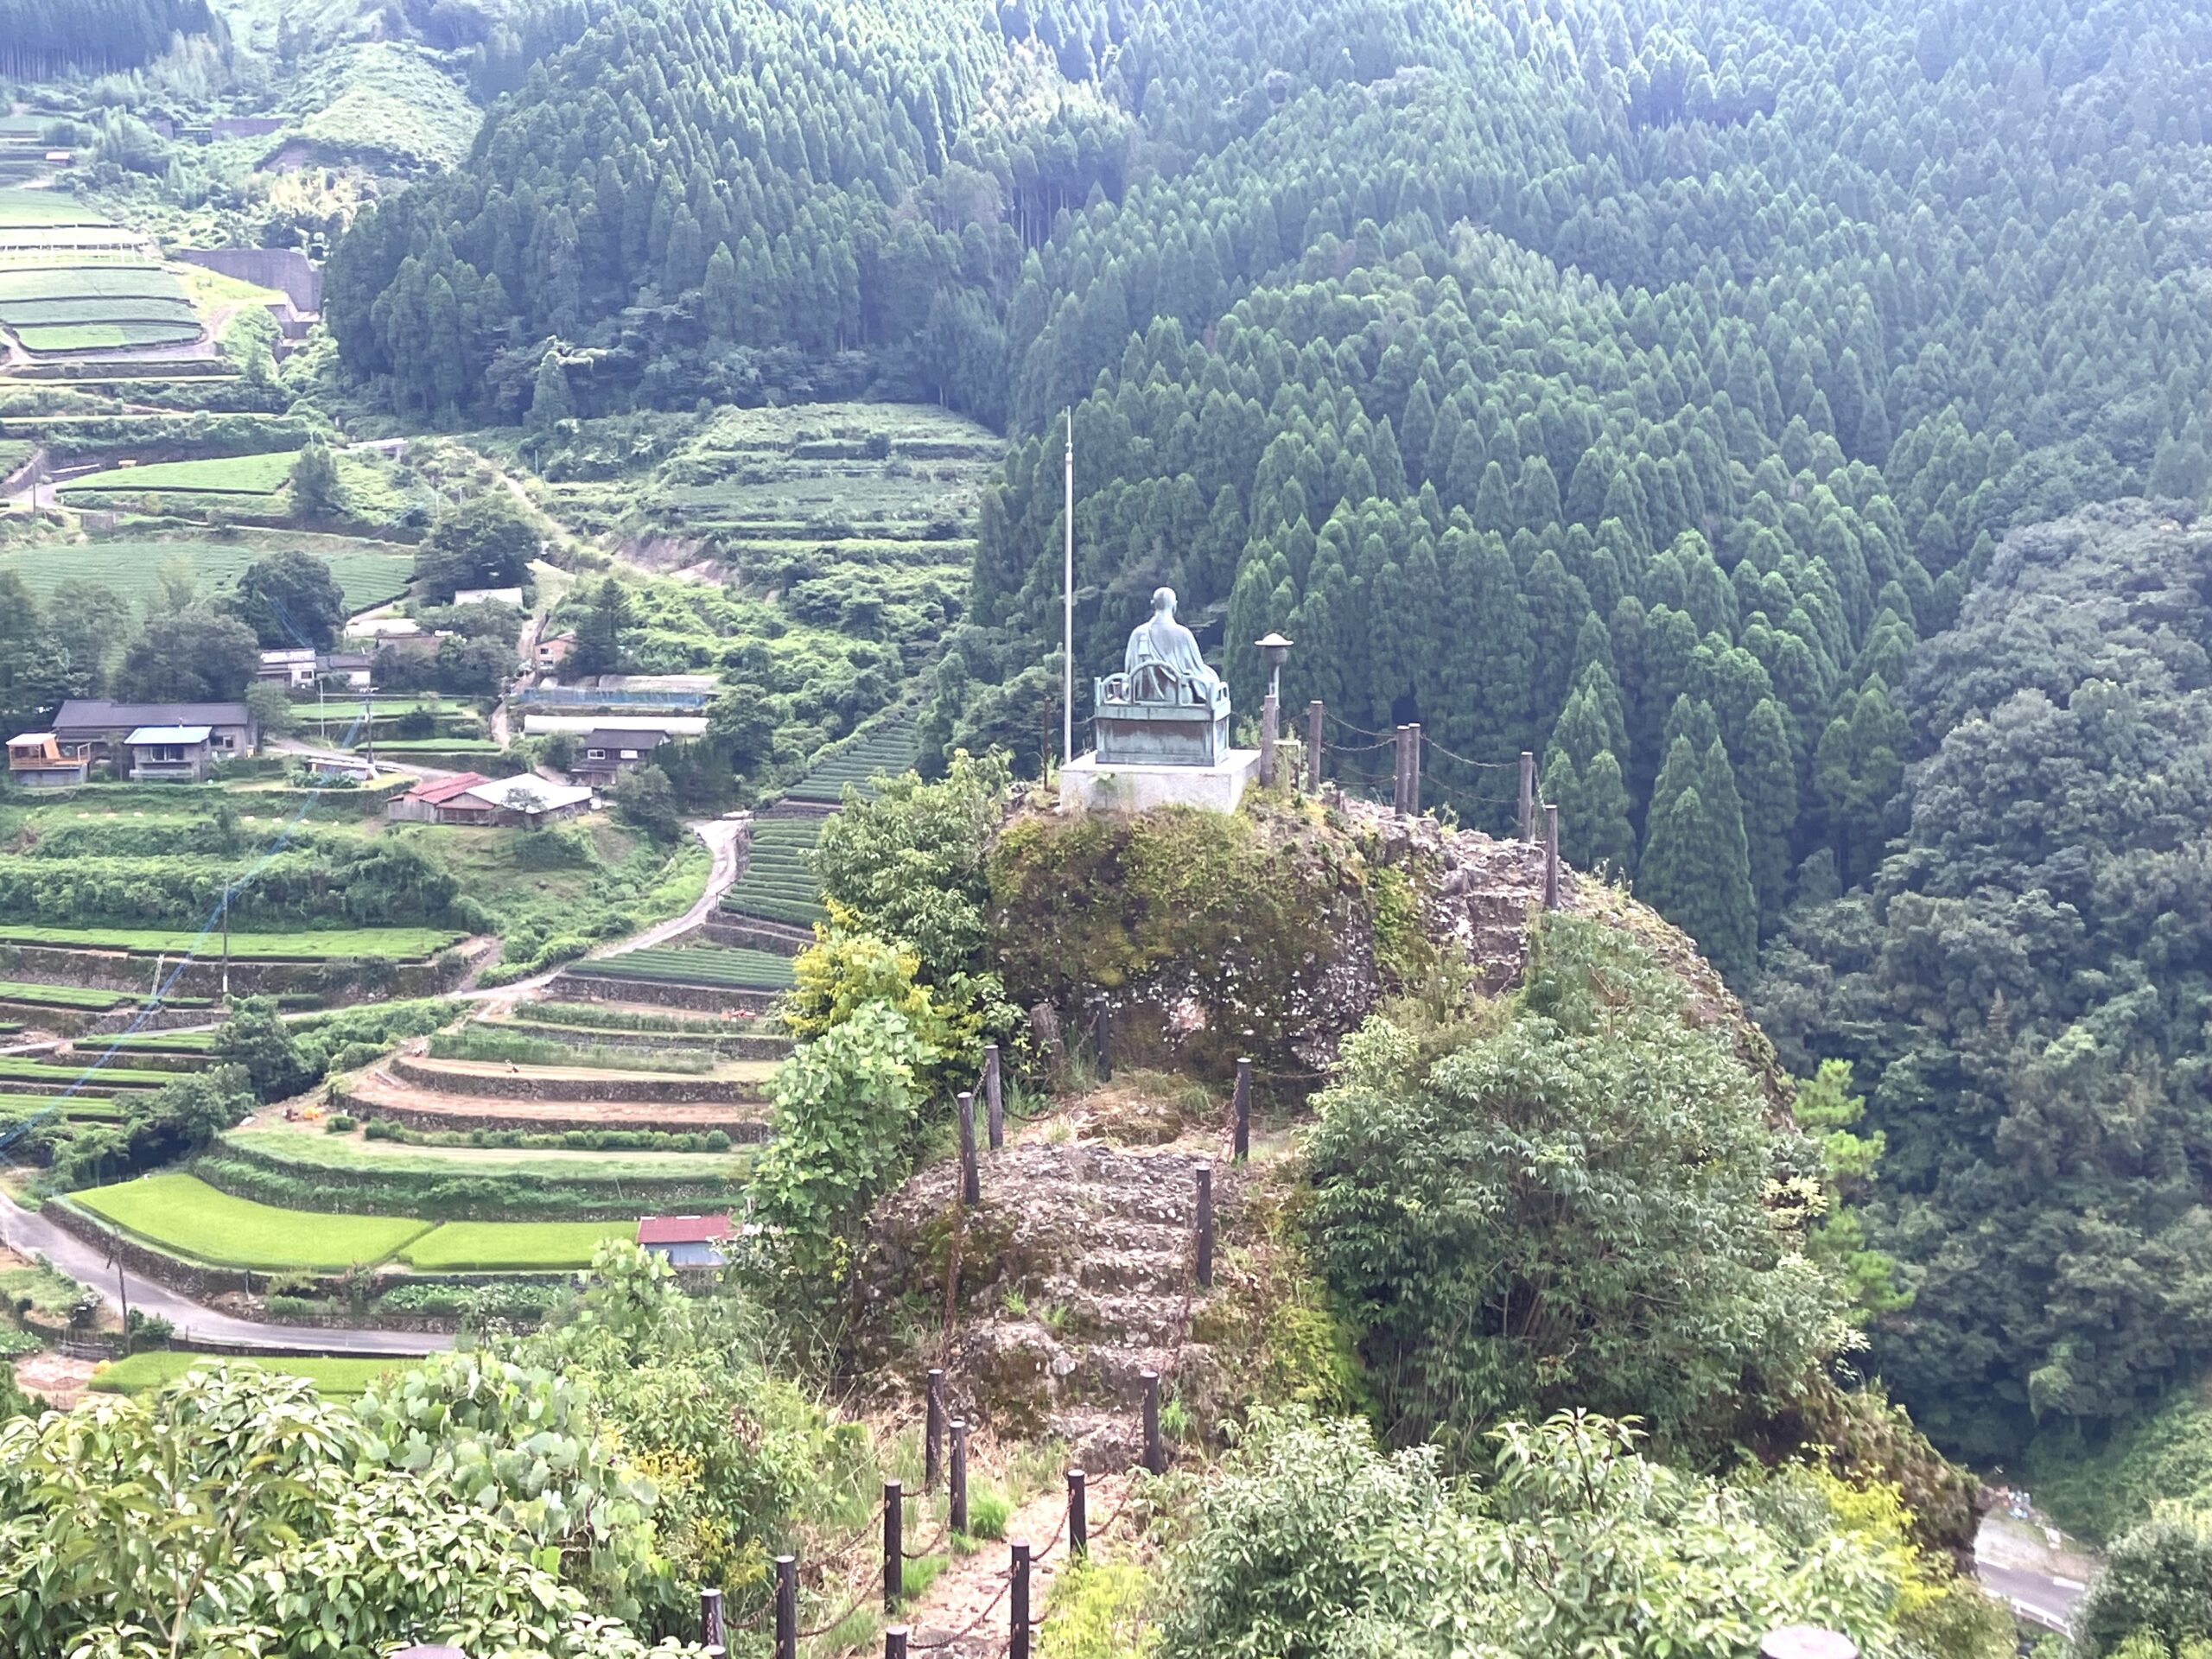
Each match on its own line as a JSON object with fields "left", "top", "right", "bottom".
{"left": 1638, "top": 777, "right": 1757, "bottom": 983}
{"left": 1737, "top": 697, "right": 1797, "bottom": 930}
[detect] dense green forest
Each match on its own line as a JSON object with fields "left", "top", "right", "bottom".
{"left": 319, "top": 0, "right": 2212, "bottom": 1466}
{"left": 0, "top": 0, "right": 214, "bottom": 78}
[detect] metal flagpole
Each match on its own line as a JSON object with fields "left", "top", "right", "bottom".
{"left": 1063, "top": 410, "right": 1074, "bottom": 771}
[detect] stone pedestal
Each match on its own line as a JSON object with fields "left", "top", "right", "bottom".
{"left": 1058, "top": 750, "right": 1262, "bottom": 815}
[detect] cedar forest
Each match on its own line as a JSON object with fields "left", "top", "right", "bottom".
{"left": 8, "top": 0, "right": 2212, "bottom": 1652}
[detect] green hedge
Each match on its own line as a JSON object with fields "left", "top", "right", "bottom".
{"left": 362, "top": 1119, "right": 736, "bottom": 1154}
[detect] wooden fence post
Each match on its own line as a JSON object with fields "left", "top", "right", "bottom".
{"left": 1543, "top": 804, "right": 1561, "bottom": 911}
{"left": 1260, "top": 688, "right": 1279, "bottom": 787}
{"left": 1195, "top": 1165, "right": 1214, "bottom": 1288}
{"left": 950, "top": 1418, "right": 969, "bottom": 1534}
{"left": 1096, "top": 1001, "right": 1113, "bottom": 1083}
{"left": 1067, "top": 1468, "right": 1088, "bottom": 1560}
{"left": 882, "top": 1478, "right": 902, "bottom": 1612}
{"left": 1519, "top": 750, "right": 1536, "bottom": 841}
{"left": 700, "top": 1588, "right": 726, "bottom": 1657}
{"left": 1141, "top": 1370, "right": 1164, "bottom": 1474}
{"left": 983, "top": 1043, "right": 1003, "bottom": 1149}
{"left": 957, "top": 1092, "right": 979, "bottom": 1205}
{"left": 1408, "top": 721, "right": 1421, "bottom": 817}
{"left": 775, "top": 1555, "right": 797, "bottom": 1659}
{"left": 925, "top": 1368, "right": 945, "bottom": 1492}
{"left": 1306, "top": 700, "right": 1323, "bottom": 791}
{"left": 1232, "top": 1057, "right": 1250, "bottom": 1162}
{"left": 886, "top": 1627, "right": 909, "bottom": 1659}
{"left": 1010, "top": 1541, "right": 1033, "bottom": 1659}
{"left": 1392, "top": 725, "right": 1410, "bottom": 814}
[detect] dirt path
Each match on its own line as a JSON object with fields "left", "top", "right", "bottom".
{"left": 895, "top": 1472, "right": 1138, "bottom": 1655}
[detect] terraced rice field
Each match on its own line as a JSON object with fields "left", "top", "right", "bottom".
{"left": 721, "top": 817, "right": 826, "bottom": 927}
{"left": 396, "top": 1220, "right": 635, "bottom": 1271}
{"left": 74, "top": 1172, "right": 635, "bottom": 1272}
{"left": 589, "top": 944, "right": 797, "bottom": 991}
{"left": 91, "top": 1351, "right": 423, "bottom": 1400}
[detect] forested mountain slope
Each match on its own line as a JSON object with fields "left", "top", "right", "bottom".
{"left": 1758, "top": 501, "right": 2212, "bottom": 1459}
{"left": 324, "top": 0, "right": 2212, "bottom": 1463}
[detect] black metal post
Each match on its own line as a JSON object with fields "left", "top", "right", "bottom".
{"left": 957, "top": 1091, "right": 979, "bottom": 1205}
{"left": 883, "top": 1478, "right": 902, "bottom": 1612}
{"left": 886, "top": 1627, "right": 909, "bottom": 1659}
{"left": 1232, "top": 1057, "right": 1250, "bottom": 1162}
{"left": 984, "top": 1043, "right": 1003, "bottom": 1149}
{"left": 1260, "top": 689, "right": 1279, "bottom": 787}
{"left": 950, "top": 1418, "right": 969, "bottom": 1535}
{"left": 925, "top": 1368, "right": 945, "bottom": 1492}
{"left": 1011, "top": 1541, "right": 1032, "bottom": 1659}
{"left": 1142, "top": 1370, "right": 1164, "bottom": 1474}
{"left": 1195, "top": 1165, "right": 1214, "bottom": 1288}
{"left": 701, "top": 1588, "right": 726, "bottom": 1657}
{"left": 775, "top": 1555, "right": 797, "bottom": 1659}
{"left": 1068, "top": 1468, "right": 1088, "bottom": 1560}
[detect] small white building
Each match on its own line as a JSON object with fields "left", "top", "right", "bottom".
{"left": 452, "top": 587, "right": 524, "bottom": 607}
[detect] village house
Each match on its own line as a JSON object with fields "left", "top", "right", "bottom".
{"left": 535, "top": 628, "right": 577, "bottom": 670}
{"left": 570, "top": 727, "right": 673, "bottom": 786}
{"left": 123, "top": 724, "right": 219, "bottom": 782}
{"left": 637, "top": 1214, "right": 734, "bottom": 1267}
{"left": 52, "top": 700, "right": 257, "bottom": 773}
{"left": 4, "top": 731, "right": 92, "bottom": 788}
{"left": 257, "top": 648, "right": 378, "bottom": 690}
{"left": 388, "top": 772, "right": 592, "bottom": 827}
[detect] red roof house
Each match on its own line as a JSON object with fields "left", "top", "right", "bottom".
{"left": 638, "top": 1213, "right": 734, "bottom": 1266}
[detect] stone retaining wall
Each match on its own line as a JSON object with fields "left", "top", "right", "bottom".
{"left": 493, "top": 1021, "right": 790, "bottom": 1062}
{"left": 391, "top": 1054, "right": 761, "bottom": 1104}
{"left": 335, "top": 1084, "right": 770, "bottom": 1141}
{"left": 699, "top": 917, "right": 810, "bottom": 956}
{"left": 0, "top": 944, "right": 452, "bottom": 1001}
{"left": 550, "top": 973, "right": 779, "bottom": 1014}
{"left": 44, "top": 1199, "right": 261, "bottom": 1301}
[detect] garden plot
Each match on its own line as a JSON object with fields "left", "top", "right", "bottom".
{"left": 588, "top": 945, "right": 797, "bottom": 993}
{"left": 92, "top": 1351, "right": 419, "bottom": 1400}
{"left": 0, "top": 925, "right": 460, "bottom": 960}
{"left": 720, "top": 818, "right": 827, "bottom": 929}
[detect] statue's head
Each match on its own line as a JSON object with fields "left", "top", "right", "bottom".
{"left": 1151, "top": 586, "right": 1177, "bottom": 617}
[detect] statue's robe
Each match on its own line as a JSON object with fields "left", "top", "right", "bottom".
{"left": 1124, "top": 613, "right": 1220, "bottom": 699}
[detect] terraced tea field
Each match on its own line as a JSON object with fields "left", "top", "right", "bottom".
{"left": 786, "top": 714, "right": 919, "bottom": 806}
{"left": 589, "top": 944, "right": 797, "bottom": 991}
{"left": 0, "top": 924, "right": 460, "bottom": 960}
{"left": 721, "top": 818, "right": 827, "bottom": 928}
{"left": 0, "top": 536, "right": 413, "bottom": 612}
{"left": 0, "top": 195, "right": 200, "bottom": 358}
{"left": 58, "top": 450, "right": 295, "bottom": 497}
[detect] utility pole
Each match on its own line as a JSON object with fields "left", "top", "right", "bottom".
{"left": 219, "top": 887, "right": 231, "bottom": 1001}
{"left": 1062, "top": 410, "right": 1074, "bottom": 772}
{"left": 362, "top": 666, "right": 375, "bottom": 767}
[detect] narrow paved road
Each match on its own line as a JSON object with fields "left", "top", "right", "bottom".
{"left": 457, "top": 815, "right": 745, "bottom": 1006}
{"left": 0, "top": 1191, "right": 452, "bottom": 1357}
{"left": 1978, "top": 1560, "right": 2085, "bottom": 1632}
